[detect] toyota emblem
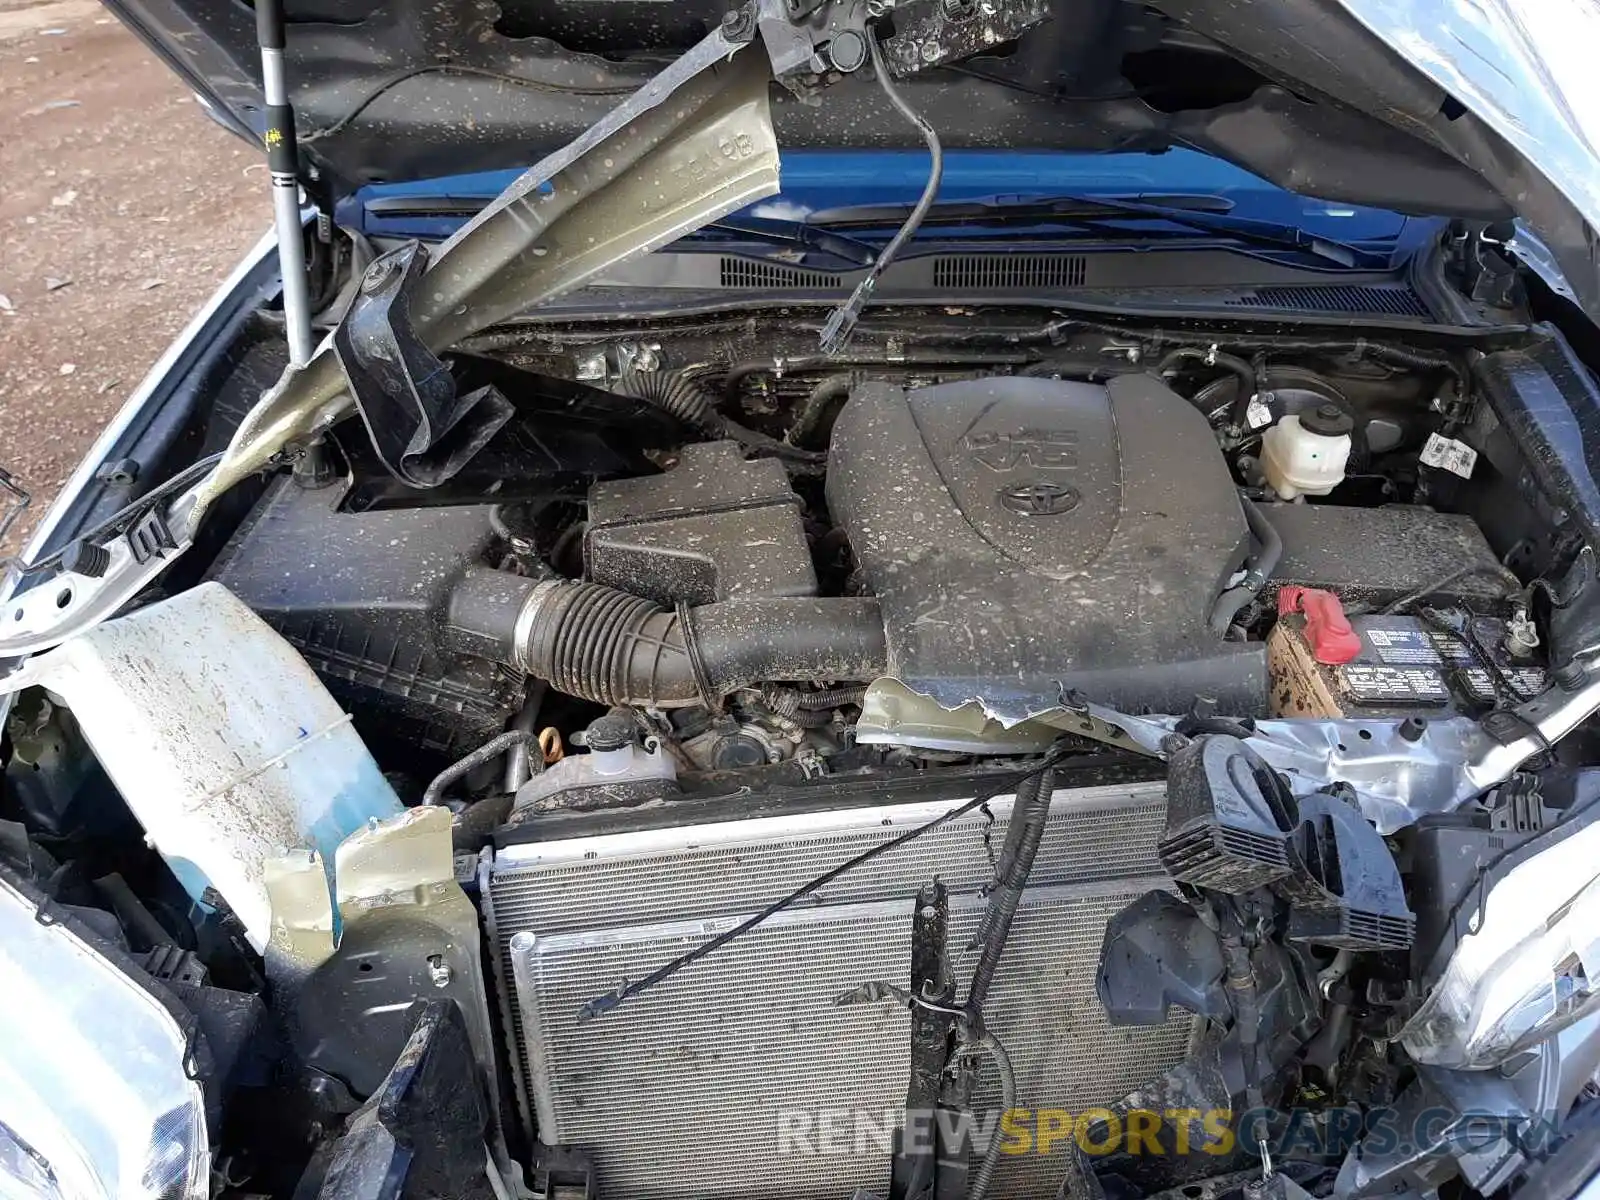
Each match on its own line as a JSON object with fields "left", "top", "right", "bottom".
{"left": 999, "top": 481, "right": 1081, "bottom": 516}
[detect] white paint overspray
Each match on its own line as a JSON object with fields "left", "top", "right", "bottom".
{"left": 0, "top": 581, "right": 403, "bottom": 949}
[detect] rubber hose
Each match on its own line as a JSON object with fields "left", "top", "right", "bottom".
{"left": 789, "top": 373, "right": 855, "bottom": 448}
{"left": 504, "top": 683, "right": 547, "bottom": 793}
{"left": 965, "top": 1029, "right": 1018, "bottom": 1200}
{"left": 1154, "top": 348, "right": 1258, "bottom": 430}
{"left": 1208, "top": 499, "right": 1284, "bottom": 635}
{"left": 966, "top": 766, "right": 1055, "bottom": 1016}
{"left": 422, "top": 729, "right": 539, "bottom": 806}
{"left": 617, "top": 371, "right": 827, "bottom": 463}
{"left": 446, "top": 570, "right": 887, "bottom": 708}
{"left": 452, "top": 793, "right": 514, "bottom": 851}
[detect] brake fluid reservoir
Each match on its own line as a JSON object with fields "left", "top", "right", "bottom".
{"left": 1260, "top": 404, "right": 1354, "bottom": 499}
{"left": 0, "top": 581, "right": 402, "bottom": 949}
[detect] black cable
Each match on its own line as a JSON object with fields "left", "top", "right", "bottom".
{"left": 964, "top": 766, "right": 1054, "bottom": 1015}
{"left": 1380, "top": 562, "right": 1520, "bottom": 615}
{"left": 819, "top": 27, "right": 944, "bottom": 354}
{"left": 302, "top": 64, "right": 636, "bottom": 144}
{"left": 16, "top": 453, "right": 224, "bottom": 578}
{"left": 576, "top": 746, "right": 1070, "bottom": 1023}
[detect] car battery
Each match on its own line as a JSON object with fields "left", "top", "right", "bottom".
{"left": 1268, "top": 588, "right": 1548, "bottom": 718}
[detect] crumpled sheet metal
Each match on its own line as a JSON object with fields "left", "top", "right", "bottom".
{"left": 974, "top": 661, "right": 1600, "bottom": 834}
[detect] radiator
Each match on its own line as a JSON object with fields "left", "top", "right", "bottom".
{"left": 485, "top": 780, "right": 1190, "bottom": 1199}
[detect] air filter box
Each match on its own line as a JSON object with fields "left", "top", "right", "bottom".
{"left": 208, "top": 479, "right": 522, "bottom": 759}
{"left": 584, "top": 440, "right": 815, "bottom": 605}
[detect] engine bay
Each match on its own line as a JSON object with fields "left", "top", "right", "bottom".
{"left": 206, "top": 316, "right": 1541, "bottom": 800}
{"left": 10, "top": 300, "right": 1600, "bottom": 1200}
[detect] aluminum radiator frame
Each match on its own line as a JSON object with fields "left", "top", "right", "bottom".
{"left": 484, "top": 779, "right": 1190, "bottom": 1199}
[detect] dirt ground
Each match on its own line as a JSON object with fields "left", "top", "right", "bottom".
{"left": 0, "top": 0, "right": 269, "bottom": 557}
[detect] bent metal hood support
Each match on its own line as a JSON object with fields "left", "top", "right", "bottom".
{"left": 0, "top": 10, "right": 793, "bottom": 664}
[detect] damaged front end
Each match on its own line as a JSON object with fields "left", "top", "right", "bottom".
{"left": 10, "top": 2, "right": 1600, "bottom": 1199}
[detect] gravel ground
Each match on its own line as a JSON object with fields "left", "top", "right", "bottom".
{"left": 0, "top": 0, "right": 269, "bottom": 557}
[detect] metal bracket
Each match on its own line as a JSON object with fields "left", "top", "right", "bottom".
{"left": 894, "top": 880, "right": 956, "bottom": 1200}
{"left": 333, "top": 242, "right": 514, "bottom": 488}
{"left": 881, "top": 0, "right": 1052, "bottom": 77}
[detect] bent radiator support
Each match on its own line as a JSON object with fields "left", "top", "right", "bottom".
{"left": 484, "top": 779, "right": 1191, "bottom": 1200}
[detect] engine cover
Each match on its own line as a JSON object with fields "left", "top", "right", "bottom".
{"left": 827, "top": 375, "right": 1261, "bottom": 719}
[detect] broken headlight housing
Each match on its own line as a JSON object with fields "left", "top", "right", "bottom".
{"left": 1402, "top": 815, "right": 1600, "bottom": 1070}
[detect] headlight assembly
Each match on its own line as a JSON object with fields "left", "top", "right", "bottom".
{"left": 0, "top": 874, "right": 208, "bottom": 1200}
{"left": 1401, "top": 811, "right": 1600, "bottom": 1070}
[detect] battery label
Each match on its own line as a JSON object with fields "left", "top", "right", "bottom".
{"left": 1365, "top": 626, "right": 1444, "bottom": 666}
{"left": 1338, "top": 665, "right": 1452, "bottom": 705}
{"left": 1459, "top": 666, "right": 1551, "bottom": 703}
{"left": 1428, "top": 631, "right": 1477, "bottom": 666}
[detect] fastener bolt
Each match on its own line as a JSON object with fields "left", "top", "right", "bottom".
{"left": 362, "top": 259, "right": 397, "bottom": 294}
{"left": 427, "top": 954, "right": 453, "bottom": 988}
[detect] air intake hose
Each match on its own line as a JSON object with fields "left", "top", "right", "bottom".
{"left": 445, "top": 569, "right": 887, "bottom": 708}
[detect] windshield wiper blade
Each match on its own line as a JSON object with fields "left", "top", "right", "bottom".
{"left": 364, "top": 194, "right": 492, "bottom": 218}
{"left": 808, "top": 192, "right": 1392, "bottom": 269}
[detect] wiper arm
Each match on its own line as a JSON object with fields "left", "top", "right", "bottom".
{"left": 701, "top": 216, "right": 881, "bottom": 267}
{"left": 809, "top": 193, "right": 1392, "bottom": 269}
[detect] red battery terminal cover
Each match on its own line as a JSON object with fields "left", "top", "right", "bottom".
{"left": 1278, "top": 586, "right": 1362, "bottom": 664}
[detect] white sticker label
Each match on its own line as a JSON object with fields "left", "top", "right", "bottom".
{"left": 1245, "top": 394, "right": 1274, "bottom": 430}
{"left": 1420, "top": 432, "right": 1478, "bottom": 479}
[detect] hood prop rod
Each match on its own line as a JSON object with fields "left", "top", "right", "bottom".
{"left": 255, "top": 0, "right": 314, "bottom": 366}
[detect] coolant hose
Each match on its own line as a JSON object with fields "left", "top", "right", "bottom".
{"left": 789, "top": 373, "right": 855, "bottom": 448}
{"left": 445, "top": 569, "right": 887, "bottom": 708}
{"left": 422, "top": 729, "right": 539, "bottom": 806}
{"left": 966, "top": 766, "right": 1055, "bottom": 1016}
{"left": 1208, "top": 499, "right": 1283, "bottom": 635}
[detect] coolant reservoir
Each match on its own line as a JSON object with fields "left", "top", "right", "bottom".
{"left": 1260, "top": 403, "right": 1354, "bottom": 499}
{"left": 513, "top": 713, "right": 676, "bottom": 813}
{"left": 0, "top": 582, "right": 403, "bottom": 949}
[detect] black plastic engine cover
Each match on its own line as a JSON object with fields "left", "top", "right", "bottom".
{"left": 827, "top": 375, "right": 1261, "bottom": 718}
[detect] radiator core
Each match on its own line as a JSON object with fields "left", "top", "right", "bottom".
{"left": 486, "top": 780, "right": 1190, "bottom": 1199}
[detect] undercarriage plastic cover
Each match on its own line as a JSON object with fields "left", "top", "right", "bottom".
{"left": 827, "top": 375, "right": 1260, "bottom": 720}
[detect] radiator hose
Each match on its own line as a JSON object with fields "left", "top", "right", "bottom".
{"left": 445, "top": 568, "right": 887, "bottom": 708}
